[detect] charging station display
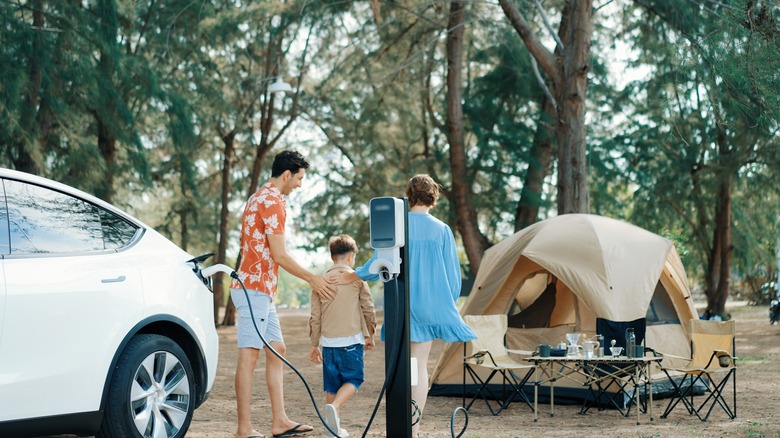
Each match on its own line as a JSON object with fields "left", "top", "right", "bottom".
{"left": 368, "top": 197, "right": 405, "bottom": 281}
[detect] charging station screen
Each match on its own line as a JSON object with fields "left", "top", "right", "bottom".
{"left": 370, "top": 198, "right": 396, "bottom": 248}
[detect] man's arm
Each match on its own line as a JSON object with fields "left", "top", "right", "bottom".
{"left": 267, "top": 234, "right": 337, "bottom": 300}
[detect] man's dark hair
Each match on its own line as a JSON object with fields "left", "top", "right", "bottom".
{"left": 271, "top": 150, "right": 310, "bottom": 177}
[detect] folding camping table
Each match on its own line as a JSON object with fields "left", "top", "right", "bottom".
{"left": 524, "top": 355, "right": 662, "bottom": 425}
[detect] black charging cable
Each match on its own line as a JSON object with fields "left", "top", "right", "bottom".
{"left": 360, "top": 273, "right": 404, "bottom": 437}
{"left": 362, "top": 271, "right": 470, "bottom": 438}
{"left": 450, "top": 406, "right": 468, "bottom": 438}
{"left": 231, "top": 272, "right": 342, "bottom": 438}
{"left": 232, "top": 269, "right": 468, "bottom": 438}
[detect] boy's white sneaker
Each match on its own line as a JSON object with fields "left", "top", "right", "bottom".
{"left": 338, "top": 428, "right": 349, "bottom": 437}
{"left": 324, "top": 404, "right": 340, "bottom": 438}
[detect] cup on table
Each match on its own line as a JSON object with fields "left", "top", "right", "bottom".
{"left": 634, "top": 345, "right": 644, "bottom": 358}
{"left": 610, "top": 346, "right": 623, "bottom": 357}
{"left": 538, "top": 344, "right": 551, "bottom": 357}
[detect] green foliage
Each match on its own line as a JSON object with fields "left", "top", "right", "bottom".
{"left": 591, "top": 0, "right": 780, "bottom": 295}
{"left": 276, "top": 270, "right": 313, "bottom": 309}
{"left": 2, "top": 0, "right": 779, "bottom": 309}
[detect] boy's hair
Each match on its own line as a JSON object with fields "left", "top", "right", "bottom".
{"left": 329, "top": 234, "right": 358, "bottom": 259}
{"left": 406, "top": 174, "right": 440, "bottom": 207}
{"left": 271, "top": 150, "right": 310, "bottom": 177}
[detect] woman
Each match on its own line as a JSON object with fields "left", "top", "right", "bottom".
{"left": 332, "top": 174, "right": 476, "bottom": 438}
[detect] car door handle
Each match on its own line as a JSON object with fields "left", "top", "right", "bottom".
{"left": 101, "top": 275, "right": 127, "bottom": 283}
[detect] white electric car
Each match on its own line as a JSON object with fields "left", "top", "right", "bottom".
{"left": 0, "top": 168, "right": 219, "bottom": 437}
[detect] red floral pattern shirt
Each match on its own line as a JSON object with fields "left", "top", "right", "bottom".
{"left": 231, "top": 182, "right": 286, "bottom": 296}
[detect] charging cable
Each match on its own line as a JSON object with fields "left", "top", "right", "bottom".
{"left": 199, "top": 263, "right": 468, "bottom": 438}
{"left": 371, "top": 268, "right": 469, "bottom": 438}
{"left": 450, "top": 406, "right": 468, "bottom": 438}
{"left": 200, "top": 264, "right": 343, "bottom": 438}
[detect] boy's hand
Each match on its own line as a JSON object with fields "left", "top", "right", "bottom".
{"left": 365, "top": 336, "right": 375, "bottom": 351}
{"left": 309, "top": 346, "right": 322, "bottom": 364}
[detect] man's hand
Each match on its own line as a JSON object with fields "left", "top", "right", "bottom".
{"left": 324, "top": 268, "right": 359, "bottom": 286}
{"left": 267, "top": 234, "right": 337, "bottom": 299}
{"left": 309, "top": 346, "right": 322, "bottom": 364}
{"left": 309, "top": 274, "right": 337, "bottom": 300}
{"left": 365, "top": 335, "right": 375, "bottom": 351}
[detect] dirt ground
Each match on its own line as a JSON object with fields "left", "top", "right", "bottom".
{"left": 185, "top": 301, "right": 780, "bottom": 438}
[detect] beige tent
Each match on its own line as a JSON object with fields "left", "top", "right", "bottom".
{"left": 430, "top": 214, "right": 699, "bottom": 402}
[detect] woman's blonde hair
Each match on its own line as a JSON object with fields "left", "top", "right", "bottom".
{"left": 406, "top": 174, "right": 439, "bottom": 207}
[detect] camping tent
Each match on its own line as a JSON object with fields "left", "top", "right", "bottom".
{"left": 429, "top": 214, "right": 699, "bottom": 403}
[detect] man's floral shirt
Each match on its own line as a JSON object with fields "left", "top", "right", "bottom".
{"left": 231, "top": 182, "right": 286, "bottom": 296}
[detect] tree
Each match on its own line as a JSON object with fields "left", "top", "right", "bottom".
{"left": 609, "top": 0, "right": 780, "bottom": 317}
{"left": 444, "top": 1, "right": 491, "bottom": 272}
{"left": 499, "top": 0, "right": 594, "bottom": 214}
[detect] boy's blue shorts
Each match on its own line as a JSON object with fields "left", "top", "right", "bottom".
{"left": 322, "top": 343, "right": 365, "bottom": 394}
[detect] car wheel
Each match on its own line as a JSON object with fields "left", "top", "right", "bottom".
{"left": 98, "top": 334, "right": 195, "bottom": 438}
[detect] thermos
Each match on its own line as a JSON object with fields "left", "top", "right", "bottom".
{"left": 626, "top": 328, "right": 636, "bottom": 358}
{"left": 596, "top": 334, "right": 605, "bottom": 357}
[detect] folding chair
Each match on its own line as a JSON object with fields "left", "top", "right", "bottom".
{"left": 462, "top": 314, "right": 535, "bottom": 416}
{"left": 581, "top": 317, "right": 648, "bottom": 416}
{"left": 660, "top": 319, "right": 737, "bottom": 421}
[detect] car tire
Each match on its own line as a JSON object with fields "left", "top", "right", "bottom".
{"left": 98, "top": 334, "right": 195, "bottom": 438}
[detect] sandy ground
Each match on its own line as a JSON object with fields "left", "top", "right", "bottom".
{"left": 182, "top": 302, "right": 780, "bottom": 438}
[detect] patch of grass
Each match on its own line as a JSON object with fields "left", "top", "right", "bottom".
{"left": 736, "top": 356, "right": 766, "bottom": 363}
{"left": 640, "top": 433, "right": 662, "bottom": 438}
{"left": 745, "top": 420, "right": 770, "bottom": 437}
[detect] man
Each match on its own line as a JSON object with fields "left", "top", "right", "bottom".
{"left": 230, "top": 150, "right": 336, "bottom": 438}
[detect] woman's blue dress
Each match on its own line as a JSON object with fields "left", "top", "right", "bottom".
{"left": 357, "top": 212, "right": 476, "bottom": 343}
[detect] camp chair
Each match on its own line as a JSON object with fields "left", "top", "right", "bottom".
{"left": 660, "top": 319, "right": 737, "bottom": 421}
{"left": 580, "top": 317, "right": 649, "bottom": 416}
{"left": 462, "top": 314, "right": 535, "bottom": 415}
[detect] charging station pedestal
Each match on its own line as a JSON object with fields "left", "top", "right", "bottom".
{"left": 370, "top": 197, "right": 411, "bottom": 437}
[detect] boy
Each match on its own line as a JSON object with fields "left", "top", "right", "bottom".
{"left": 309, "top": 234, "right": 377, "bottom": 438}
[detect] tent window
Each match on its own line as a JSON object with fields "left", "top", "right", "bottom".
{"left": 646, "top": 281, "right": 680, "bottom": 325}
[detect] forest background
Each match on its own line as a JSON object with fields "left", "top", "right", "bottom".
{"left": 2, "top": 0, "right": 779, "bottom": 326}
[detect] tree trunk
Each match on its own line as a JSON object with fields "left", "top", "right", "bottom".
{"left": 13, "top": 0, "right": 45, "bottom": 175}
{"left": 96, "top": 1, "right": 119, "bottom": 203}
{"left": 97, "top": 118, "right": 116, "bottom": 203}
{"left": 515, "top": 97, "right": 555, "bottom": 231}
{"left": 555, "top": 0, "right": 592, "bottom": 214}
{"left": 704, "top": 171, "right": 733, "bottom": 319}
{"left": 444, "top": 1, "right": 491, "bottom": 274}
{"left": 500, "top": 0, "right": 592, "bottom": 215}
{"left": 179, "top": 208, "right": 188, "bottom": 251}
{"left": 214, "top": 131, "right": 236, "bottom": 325}
{"left": 248, "top": 141, "right": 274, "bottom": 196}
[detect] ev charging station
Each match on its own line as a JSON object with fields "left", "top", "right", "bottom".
{"left": 368, "top": 197, "right": 411, "bottom": 437}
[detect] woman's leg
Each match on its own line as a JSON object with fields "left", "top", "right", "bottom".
{"left": 410, "top": 341, "right": 433, "bottom": 438}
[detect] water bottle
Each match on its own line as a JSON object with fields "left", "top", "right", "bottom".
{"left": 625, "top": 328, "right": 636, "bottom": 358}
